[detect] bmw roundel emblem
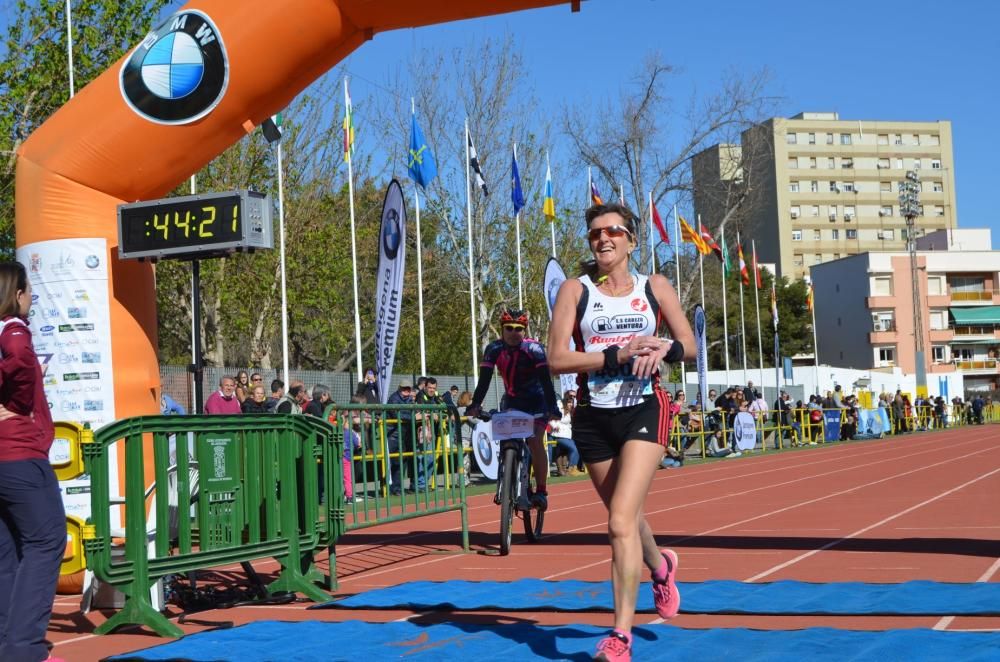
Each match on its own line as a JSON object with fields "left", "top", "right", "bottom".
{"left": 382, "top": 209, "right": 401, "bottom": 259}
{"left": 120, "top": 10, "right": 228, "bottom": 125}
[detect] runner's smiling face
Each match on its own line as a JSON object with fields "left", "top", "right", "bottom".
{"left": 588, "top": 212, "right": 634, "bottom": 270}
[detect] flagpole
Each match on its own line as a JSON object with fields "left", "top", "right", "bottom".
{"left": 411, "top": 100, "right": 427, "bottom": 376}
{"left": 464, "top": 120, "right": 479, "bottom": 381}
{"left": 738, "top": 232, "right": 748, "bottom": 384}
{"left": 752, "top": 239, "right": 764, "bottom": 390}
{"left": 514, "top": 143, "right": 524, "bottom": 309}
{"left": 619, "top": 184, "right": 625, "bottom": 205}
{"left": 276, "top": 138, "right": 290, "bottom": 385}
{"left": 345, "top": 78, "right": 363, "bottom": 384}
{"left": 721, "top": 228, "right": 730, "bottom": 387}
{"left": 189, "top": 175, "right": 198, "bottom": 413}
{"left": 673, "top": 205, "right": 686, "bottom": 389}
{"left": 648, "top": 192, "right": 656, "bottom": 276}
{"left": 65, "top": 0, "right": 75, "bottom": 98}
{"left": 811, "top": 281, "right": 819, "bottom": 396}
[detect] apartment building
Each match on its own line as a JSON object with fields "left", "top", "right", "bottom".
{"left": 694, "top": 112, "right": 958, "bottom": 281}
{"left": 811, "top": 230, "right": 1000, "bottom": 392}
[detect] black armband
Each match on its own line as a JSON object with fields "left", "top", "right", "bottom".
{"left": 664, "top": 339, "right": 684, "bottom": 363}
{"left": 603, "top": 345, "right": 621, "bottom": 372}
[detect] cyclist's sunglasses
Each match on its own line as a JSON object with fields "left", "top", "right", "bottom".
{"left": 587, "top": 224, "right": 634, "bottom": 242}
{"left": 503, "top": 324, "right": 526, "bottom": 332}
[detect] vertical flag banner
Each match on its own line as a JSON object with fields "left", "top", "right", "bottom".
{"left": 807, "top": 282, "right": 814, "bottom": 312}
{"left": 408, "top": 113, "right": 437, "bottom": 189}
{"left": 543, "top": 257, "right": 578, "bottom": 396}
{"left": 752, "top": 242, "right": 762, "bottom": 289}
{"left": 343, "top": 81, "right": 355, "bottom": 162}
{"left": 468, "top": 132, "right": 488, "bottom": 196}
{"left": 694, "top": 304, "right": 709, "bottom": 414}
{"left": 771, "top": 282, "right": 779, "bottom": 329}
{"left": 511, "top": 148, "right": 525, "bottom": 214}
{"left": 721, "top": 231, "right": 731, "bottom": 277}
{"left": 261, "top": 112, "right": 282, "bottom": 144}
{"left": 590, "top": 181, "right": 603, "bottom": 206}
{"left": 543, "top": 162, "right": 556, "bottom": 220}
{"left": 374, "top": 180, "right": 407, "bottom": 403}
{"left": 738, "top": 244, "right": 749, "bottom": 286}
{"left": 651, "top": 201, "right": 669, "bottom": 244}
{"left": 700, "top": 222, "right": 723, "bottom": 261}
{"left": 679, "top": 215, "right": 710, "bottom": 255}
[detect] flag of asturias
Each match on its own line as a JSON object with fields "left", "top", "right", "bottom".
{"left": 511, "top": 148, "right": 525, "bottom": 214}
{"left": 408, "top": 112, "right": 437, "bottom": 189}
{"left": 543, "top": 163, "right": 556, "bottom": 221}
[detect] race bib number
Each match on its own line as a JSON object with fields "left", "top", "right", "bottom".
{"left": 587, "top": 359, "right": 651, "bottom": 406}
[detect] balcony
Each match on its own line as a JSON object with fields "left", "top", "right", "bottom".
{"left": 951, "top": 289, "right": 996, "bottom": 305}
{"left": 869, "top": 319, "right": 896, "bottom": 343}
{"left": 953, "top": 359, "right": 999, "bottom": 374}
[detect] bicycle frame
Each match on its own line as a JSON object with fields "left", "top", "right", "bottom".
{"left": 494, "top": 438, "right": 531, "bottom": 508}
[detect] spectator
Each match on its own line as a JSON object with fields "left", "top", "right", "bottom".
{"left": 205, "top": 377, "right": 241, "bottom": 414}
{"left": 807, "top": 395, "right": 823, "bottom": 444}
{"left": 972, "top": 394, "right": 985, "bottom": 424}
{"left": 832, "top": 384, "right": 846, "bottom": 409}
{"left": 355, "top": 368, "right": 379, "bottom": 404}
{"left": 892, "top": 391, "right": 905, "bottom": 434}
{"left": 387, "top": 380, "right": 417, "bottom": 495}
{"left": 841, "top": 395, "right": 858, "bottom": 440}
{"left": 442, "top": 385, "right": 459, "bottom": 407}
{"left": 743, "top": 380, "right": 758, "bottom": 403}
{"left": 304, "top": 383, "right": 333, "bottom": 418}
{"left": 414, "top": 377, "right": 443, "bottom": 490}
{"left": 241, "top": 384, "right": 271, "bottom": 413}
{"left": 267, "top": 379, "right": 284, "bottom": 412}
{"left": 550, "top": 391, "right": 582, "bottom": 476}
{"left": 457, "top": 390, "right": 474, "bottom": 486}
{"left": 234, "top": 370, "right": 251, "bottom": 404}
{"left": 276, "top": 380, "right": 308, "bottom": 414}
{"left": 934, "top": 396, "right": 947, "bottom": 429}
{"left": 0, "top": 262, "right": 66, "bottom": 662}
{"left": 160, "top": 393, "right": 186, "bottom": 415}
{"left": 341, "top": 395, "right": 367, "bottom": 503}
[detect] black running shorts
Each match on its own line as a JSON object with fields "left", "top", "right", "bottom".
{"left": 571, "top": 393, "right": 669, "bottom": 464}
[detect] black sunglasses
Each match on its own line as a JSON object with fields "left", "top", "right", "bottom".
{"left": 587, "top": 224, "right": 633, "bottom": 242}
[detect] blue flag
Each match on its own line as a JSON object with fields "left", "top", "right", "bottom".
{"left": 511, "top": 148, "right": 525, "bottom": 214}
{"left": 407, "top": 113, "right": 437, "bottom": 189}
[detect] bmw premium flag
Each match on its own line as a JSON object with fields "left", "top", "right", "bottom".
{"left": 408, "top": 113, "right": 437, "bottom": 189}
{"left": 695, "top": 304, "right": 709, "bottom": 414}
{"left": 543, "top": 257, "right": 578, "bottom": 396}
{"left": 374, "top": 180, "right": 407, "bottom": 403}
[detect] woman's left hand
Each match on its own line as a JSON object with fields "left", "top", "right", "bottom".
{"left": 631, "top": 336, "right": 670, "bottom": 379}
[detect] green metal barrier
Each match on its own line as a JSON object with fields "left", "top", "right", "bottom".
{"left": 325, "top": 402, "right": 469, "bottom": 580}
{"left": 83, "top": 414, "right": 342, "bottom": 637}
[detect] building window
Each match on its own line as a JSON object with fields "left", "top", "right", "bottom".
{"left": 878, "top": 158, "right": 890, "bottom": 169}
{"left": 842, "top": 158, "right": 854, "bottom": 169}
{"left": 808, "top": 133, "right": 816, "bottom": 144}
{"left": 872, "top": 276, "right": 892, "bottom": 295}
{"left": 809, "top": 157, "right": 818, "bottom": 169}
{"left": 877, "top": 134, "right": 889, "bottom": 145}
{"left": 934, "top": 205, "right": 945, "bottom": 216}
{"left": 932, "top": 181, "right": 944, "bottom": 192}
{"left": 879, "top": 229, "right": 895, "bottom": 241}
{"left": 789, "top": 181, "right": 800, "bottom": 193}
{"left": 810, "top": 180, "right": 819, "bottom": 192}
{"left": 834, "top": 253, "right": 841, "bottom": 259}
{"left": 831, "top": 229, "right": 839, "bottom": 240}
{"left": 840, "top": 133, "right": 852, "bottom": 145}
{"left": 826, "top": 133, "right": 834, "bottom": 144}
{"left": 793, "top": 254, "right": 804, "bottom": 267}
{"left": 932, "top": 346, "right": 947, "bottom": 363}
{"left": 829, "top": 181, "right": 840, "bottom": 192}
{"left": 894, "top": 134, "right": 903, "bottom": 145}
{"left": 880, "top": 205, "right": 894, "bottom": 217}
{"left": 786, "top": 132, "right": 797, "bottom": 144}
{"left": 929, "top": 135, "right": 940, "bottom": 146}
{"left": 880, "top": 181, "right": 892, "bottom": 192}
{"left": 846, "top": 229, "right": 858, "bottom": 239}
{"left": 828, "top": 205, "right": 837, "bottom": 220}
{"left": 914, "top": 158, "right": 922, "bottom": 170}
{"left": 929, "top": 310, "right": 947, "bottom": 330}
{"left": 811, "top": 205, "right": 820, "bottom": 216}
{"left": 827, "top": 157, "right": 836, "bottom": 169}
{"left": 790, "top": 205, "right": 801, "bottom": 218}
{"left": 787, "top": 157, "right": 799, "bottom": 169}
{"left": 845, "top": 205, "right": 856, "bottom": 220}
{"left": 842, "top": 182, "right": 855, "bottom": 193}
{"left": 877, "top": 347, "right": 895, "bottom": 367}
{"left": 927, "top": 275, "right": 944, "bottom": 295}
{"left": 931, "top": 159, "right": 942, "bottom": 169}
{"left": 792, "top": 230, "right": 802, "bottom": 241}
{"left": 814, "top": 229, "right": 822, "bottom": 240}
{"left": 814, "top": 254, "right": 822, "bottom": 264}
{"left": 872, "top": 311, "right": 895, "bottom": 332}
{"left": 896, "top": 158, "right": 904, "bottom": 169}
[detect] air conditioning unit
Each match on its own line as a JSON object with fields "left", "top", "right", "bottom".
{"left": 873, "top": 321, "right": 884, "bottom": 332}
{"left": 791, "top": 212, "right": 799, "bottom": 219}
{"left": 829, "top": 213, "right": 837, "bottom": 221}
{"left": 845, "top": 214, "right": 854, "bottom": 221}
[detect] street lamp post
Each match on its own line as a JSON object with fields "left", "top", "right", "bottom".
{"left": 899, "top": 170, "right": 927, "bottom": 397}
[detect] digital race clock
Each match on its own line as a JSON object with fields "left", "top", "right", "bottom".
{"left": 117, "top": 189, "right": 273, "bottom": 260}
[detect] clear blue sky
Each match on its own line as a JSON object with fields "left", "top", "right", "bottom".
{"left": 338, "top": 0, "right": 999, "bottom": 246}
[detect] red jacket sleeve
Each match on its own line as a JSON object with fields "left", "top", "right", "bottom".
{"left": 0, "top": 323, "right": 39, "bottom": 415}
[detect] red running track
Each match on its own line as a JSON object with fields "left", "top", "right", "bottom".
{"left": 48, "top": 427, "right": 1000, "bottom": 660}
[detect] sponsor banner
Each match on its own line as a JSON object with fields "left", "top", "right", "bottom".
{"left": 733, "top": 411, "right": 757, "bottom": 451}
{"left": 472, "top": 419, "right": 499, "bottom": 480}
{"left": 542, "top": 257, "right": 577, "bottom": 396}
{"left": 373, "top": 180, "right": 406, "bottom": 403}
{"left": 18, "top": 238, "right": 117, "bottom": 520}
{"left": 694, "top": 305, "right": 709, "bottom": 413}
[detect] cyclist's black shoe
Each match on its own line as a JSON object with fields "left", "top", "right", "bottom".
{"left": 516, "top": 494, "right": 533, "bottom": 512}
{"left": 530, "top": 490, "right": 548, "bottom": 511}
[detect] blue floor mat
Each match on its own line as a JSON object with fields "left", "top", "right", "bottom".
{"left": 106, "top": 620, "right": 1000, "bottom": 661}
{"left": 313, "top": 579, "right": 1000, "bottom": 615}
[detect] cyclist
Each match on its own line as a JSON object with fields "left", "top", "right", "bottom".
{"left": 465, "top": 308, "right": 560, "bottom": 510}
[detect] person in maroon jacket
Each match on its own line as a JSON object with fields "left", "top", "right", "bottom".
{"left": 0, "top": 262, "right": 65, "bottom": 662}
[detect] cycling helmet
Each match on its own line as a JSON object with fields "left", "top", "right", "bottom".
{"left": 499, "top": 308, "right": 529, "bottom": 326}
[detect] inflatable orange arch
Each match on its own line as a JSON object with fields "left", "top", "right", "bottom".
{"left": 15, "top": 0, "right": 574, "bottom": 426}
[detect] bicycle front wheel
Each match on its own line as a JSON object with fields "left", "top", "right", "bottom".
{"left": 499, "top": 446, "right": 518, "bottom": 556}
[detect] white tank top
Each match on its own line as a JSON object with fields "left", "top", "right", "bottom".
{"left": 575, "top": 273, "right": 659, "bottom": 408}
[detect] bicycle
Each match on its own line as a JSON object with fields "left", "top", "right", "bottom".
{"left": 479, "top": 409, "right": 545, "bottom": 556}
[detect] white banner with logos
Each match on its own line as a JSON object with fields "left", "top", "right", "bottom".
{"left": 694, "top": 304, "right": 709, "bottom": 414}
{"left": 542, "top": 257, "right": 577, "bottom": 397}
{"left": 373, "top": 180, "right": 406, "bottom": 403}
{"left": 18, "top": 238, "right": 117, "bottom": 520}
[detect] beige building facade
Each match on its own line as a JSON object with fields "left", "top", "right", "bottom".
{"left": 695, "top": 112, "right": 958, "bottom": 281}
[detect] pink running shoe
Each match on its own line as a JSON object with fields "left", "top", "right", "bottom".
{"left": 651, "top": 548, "right": 680, "bottom": 619}
{"left": 593, "top": 631, "right": 631, "bottom": 661}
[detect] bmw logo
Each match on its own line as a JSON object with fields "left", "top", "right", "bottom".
{"left": 85, "top": 255, "right": 100, "bottom": 269}
{"left": 120, "top": 10, "right": 228, "bottom": 125}
{"left": 382, "top": 209, "right": 401, "bottom": 259}
{"left": 476, "top": 432, "right": 493, "bottom": 464}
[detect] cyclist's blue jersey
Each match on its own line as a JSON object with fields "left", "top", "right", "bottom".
{"left": 481, "top": 338, "right": 549, "bottom": 410}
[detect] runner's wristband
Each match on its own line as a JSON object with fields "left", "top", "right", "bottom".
{"left": 664, "top": 339, "right": 684, "bottom": 363}
{"left": 603, "top": 345, "right": 621, "bottom": 372}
